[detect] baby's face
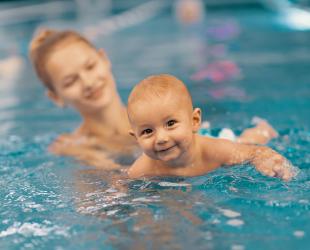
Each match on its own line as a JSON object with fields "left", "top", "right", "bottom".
{"left": 129, "top": 94, "right": 200, "bottom": 165}
{"left": 46, "top": 41, "right": 115, "bottom": 112}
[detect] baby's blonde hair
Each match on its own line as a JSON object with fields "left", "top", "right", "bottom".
{"left": 29, "top": 29, "right": 95, "bottom": 92}
{"left": 128, "top": 74, "right": 193, "bottom": 118}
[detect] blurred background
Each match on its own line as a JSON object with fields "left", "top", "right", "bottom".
{"left": 0, "top": 0, "right": 309, "bottom": 133}
{"left": 0, "top": 1, "right": 309, "bottom": 250}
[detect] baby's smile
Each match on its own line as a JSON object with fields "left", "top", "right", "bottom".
{"left": 156, "top": 144, "right": 176, "bottom": 153}
{"left": 155, "top": 144, "right": 179, "bottom": 161}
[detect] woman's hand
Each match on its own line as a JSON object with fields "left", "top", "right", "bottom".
{"left": 49, "top": 134, "right": 121, "bottom": 170}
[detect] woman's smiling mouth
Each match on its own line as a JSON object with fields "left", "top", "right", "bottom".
{"left": 86, "top": 85, "right": 104, "bottom": 100}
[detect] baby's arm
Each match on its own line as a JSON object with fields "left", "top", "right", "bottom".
{"left": 127, "top": 154, "right": 152, "bottom": 179}
{"left": 208, "top": 138, "right": 295, "bottom": 181}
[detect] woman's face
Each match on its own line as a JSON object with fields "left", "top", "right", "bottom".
{"left": 46, "top": 40, "right": 116, "bottom": 113}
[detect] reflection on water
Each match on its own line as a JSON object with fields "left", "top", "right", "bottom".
{"left": 0, "top": 130, "right": 309, "bottom": 249}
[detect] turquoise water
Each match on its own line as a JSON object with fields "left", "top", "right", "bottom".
{"left": 0, "top": 3, "right": 309, "bottom": 250}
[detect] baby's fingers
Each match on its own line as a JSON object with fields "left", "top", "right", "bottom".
{"left": 272, "top": 162, "right": 296, "bottom": 181}
{"left": 273, "top": 164, "right": 284, "bottom": 177}
{"left": 282, "top": 172, "right": 292, "bottom": 181}
{"left": 261, "top": 168, "right": 276, "bottom": 177}
{"left": 282, "top": 167, "right": 296, "bottom": 181}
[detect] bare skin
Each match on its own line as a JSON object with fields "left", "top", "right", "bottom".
{"left": 127, "top": 74, "right": 295, "bottom": 181}
{"left": 237, "top": 119, "right": 278, "bottom": 144}
{"left": 39, "top": 40, "right": 138, "bottom": 168}
{"left": 128, "top": 135, "right": 293, "bottom": 180}
{"left": 30, "top": 32, "right": 277, "bottom": 170}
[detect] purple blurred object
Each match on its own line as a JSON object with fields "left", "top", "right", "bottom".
{"left": 206, "top": 20, "right": 240, "bottom": 41}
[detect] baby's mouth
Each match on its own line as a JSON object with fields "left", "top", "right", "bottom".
{"left": 156, "top": 145, "right": 176, "bottom": 153}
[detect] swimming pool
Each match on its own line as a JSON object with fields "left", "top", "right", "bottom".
{"left": 0, "top": 1, "right": 309, "bottom": 249}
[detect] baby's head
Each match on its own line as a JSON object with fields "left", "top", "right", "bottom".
{"left": 128, "top": 74, "right": 201, "bottom": 164}
{"left": 29, "top": 29, "right": 114, "bottom": 111}
{"left": 128, "top": 74, "right": 193, "bottom": 115}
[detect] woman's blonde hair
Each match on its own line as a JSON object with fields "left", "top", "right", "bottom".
{"left": 29, "top": 29, "right": 95, "bottom": 92}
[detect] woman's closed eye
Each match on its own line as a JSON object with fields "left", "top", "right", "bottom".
{"left": 63, "top": 76, "right": 78, "bottom": 88}
{"left": 167, "top": 119, "right": 177, "bottom": 127}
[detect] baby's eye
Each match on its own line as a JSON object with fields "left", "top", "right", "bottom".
{"left": 167, "top": 120, "right": 177, "bottom": 127}
{"left": 141, "top": 128, "right": 153, "bottom": 136}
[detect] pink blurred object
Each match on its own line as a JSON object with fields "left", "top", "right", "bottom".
{"left": 191, "top": 60, "right": 240, "bottom": 83}
{"left": 209, "top": 86, "right": 246, "bottom": 100}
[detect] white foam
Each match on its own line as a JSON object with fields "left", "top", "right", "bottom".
{"left": 113, "top": 192, "right": 128, "bottom": 198}
{"left": 231, "top": 244, "right": 245, "bottom": 250}
{"left": 211, "top": 219, "right": 221, "bottom": 224}
{"left": 2, "top": 219, "right": 9, "bottom": 224}
{"left": 24, "top": 202, "right": 45, "bottom": 212}
{"left": 226, "top": 219, "right": 244, "bottom": 227}
{"left": 132, "top": 197, "right": 160, "bottom": 203}
{"left": 218, "top": 128, "right": 237, "bottom": 141}
{"left": 105, "top": 187, "right": 118, "bottom": 193}
{"left": 219, "top": 208, "right": 241, "bottom": 218}
{"left": 106, "top": 210, "right": 119, "bottom": 216}
{"left": 293, "top": 230, "right": 305, "bottom": 238}
{"left": 229, "top": 187, "right": 239, "bottom": 192}
{"left": 158, "top": 182, "right": 191, "bottom": 187}
{"left": 0, "top": 222, "right": 70, "bottom": 238}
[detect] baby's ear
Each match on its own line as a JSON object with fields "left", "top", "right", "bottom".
{"left": 46, "top": 90, "right": 65, "bottom": 108}
{"left": 192, "top": 108, "right": 201, "bottom": 133}
{"left": 129, "top": 130, "right": 136, "bottom": 139}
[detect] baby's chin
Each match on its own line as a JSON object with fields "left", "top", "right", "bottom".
{"left": 156, "top": 152, "right": 181, "bottom": 164}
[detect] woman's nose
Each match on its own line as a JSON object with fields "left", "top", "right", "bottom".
{"left": 80, "top": 72, "right": 93, "bottom": 89}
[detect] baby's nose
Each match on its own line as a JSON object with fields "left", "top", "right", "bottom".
{"left": 156, "top": 130, "right": 169, "bottom": 144}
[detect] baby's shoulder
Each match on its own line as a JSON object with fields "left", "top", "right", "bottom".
{"left": 200, "top": 135, "right": 238, "bottom": 159}
{"left": 127, "top": 154, "right": 154, "bottom": 179}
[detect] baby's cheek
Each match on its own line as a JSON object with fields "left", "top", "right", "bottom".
{"left": 178, "top": 134, "right": 193, "bottom": 148}
{"left": 138, "top": 140, "right": 152, "bottom": 152}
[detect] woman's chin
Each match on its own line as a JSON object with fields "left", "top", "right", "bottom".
{"left": 76, "top": 97, "right": 111, "bottom": 114}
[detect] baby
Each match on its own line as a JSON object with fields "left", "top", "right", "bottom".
{"left": 127, "top": 74, "right": 295, "bottom": 180}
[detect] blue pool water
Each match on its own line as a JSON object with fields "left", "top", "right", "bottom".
{"left": 0, "top": 2, "right": 309, "bottom": 249}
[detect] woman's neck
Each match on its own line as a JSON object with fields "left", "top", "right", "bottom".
{"left": 79, "top": 93, "right": 131, "bottom": 138}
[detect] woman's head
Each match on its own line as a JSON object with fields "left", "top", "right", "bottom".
{"left": 29, "top": 29, "right": 116, "bottom": 112}
{"left": 30, "top": 30, "right": 92, "bottom": 92}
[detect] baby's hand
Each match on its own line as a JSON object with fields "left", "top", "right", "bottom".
{"left": 254, "top": 152, "right": 295, "bottom": 181}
